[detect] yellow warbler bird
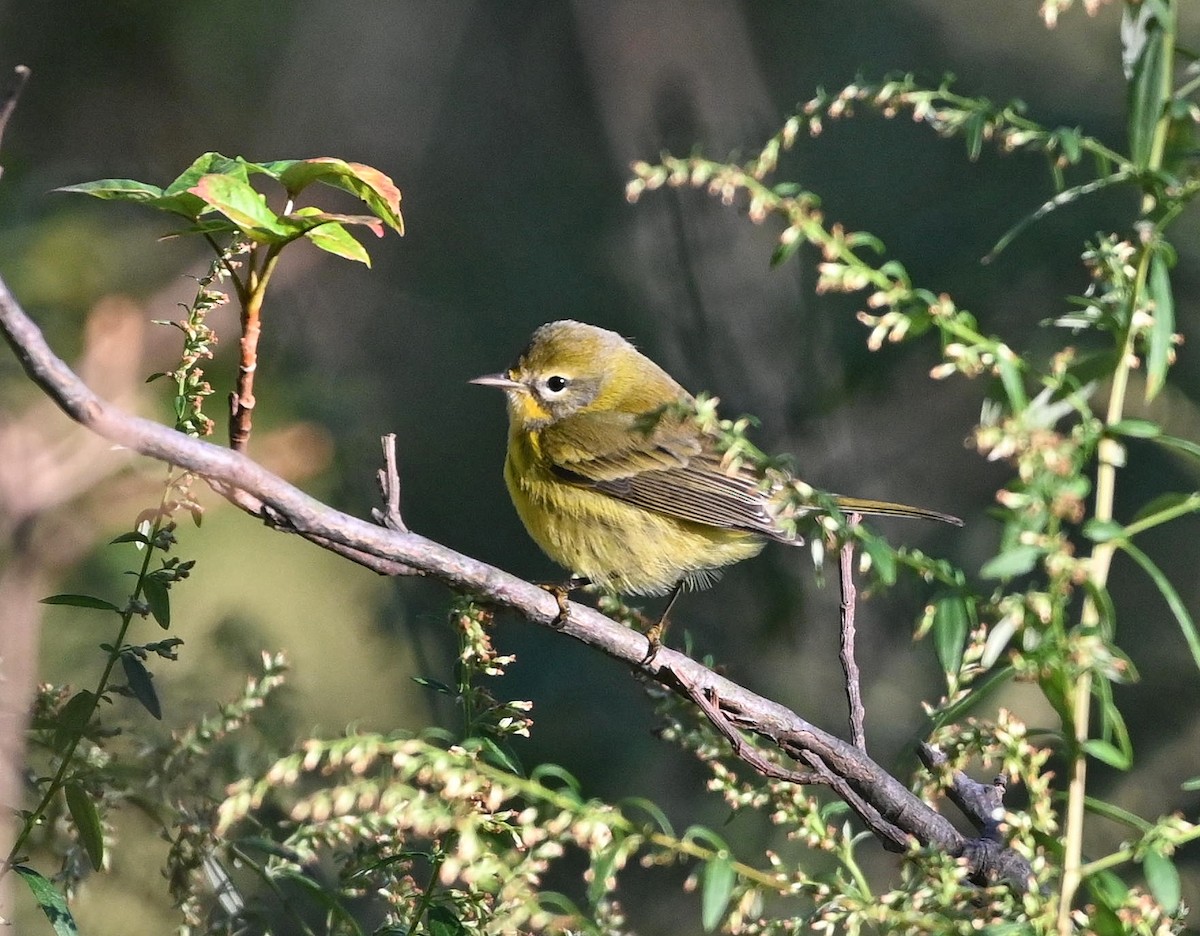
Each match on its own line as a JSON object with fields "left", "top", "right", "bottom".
{"left": 472, "top": 320, "right": 959, "bottom": 637}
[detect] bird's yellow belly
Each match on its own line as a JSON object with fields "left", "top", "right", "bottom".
{"left": 504, "top": 454, "right": 764, "bottom": 596}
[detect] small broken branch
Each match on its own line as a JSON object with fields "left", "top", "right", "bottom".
{"left": 837, "top": 516, "right": 866, "bottom": 750}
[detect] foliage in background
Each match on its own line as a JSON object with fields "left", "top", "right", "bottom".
{"left": 7, "top": 2, "right": 1200, "bottom": 935}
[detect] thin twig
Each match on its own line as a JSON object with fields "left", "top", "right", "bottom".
{"left": 674, "top": 673, "right": 823, "bottom": 786}
{"left": 372, "top": 432, "right": 408, "bottom": 532}
{"left": 838, "top": 516, "right": 866, "bottom": 750}
{"left": 0, "top": 66, "right": 30, "bottom": 156}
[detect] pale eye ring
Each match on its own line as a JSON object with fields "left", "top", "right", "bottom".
{"left": 545, "top": 375, "right": 569, "bottom": 393}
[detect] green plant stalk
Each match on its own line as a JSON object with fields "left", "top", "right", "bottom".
{"left": 2, "top": 494, "right": 172, "bottom": 874}
{"left": 1057, "top": 7, "right": 1177, "bottom": 929}
{"left": 1078, "top": 823, "right": 1200, "bottom": 879}
{"left": 404, "top": 851, "right": 446, "bottom": 934}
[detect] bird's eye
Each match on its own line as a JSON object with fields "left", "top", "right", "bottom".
{"left": 545, "top": 375, "right": 569, "bottom": 393}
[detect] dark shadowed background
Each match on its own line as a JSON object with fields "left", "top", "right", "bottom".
{"left": 1, "top": 3, "right": 1198, "bottom": 933}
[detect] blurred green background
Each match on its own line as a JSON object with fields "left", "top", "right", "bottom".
{"left": 2, "top": 2, "right": 1199, "bottom": 933}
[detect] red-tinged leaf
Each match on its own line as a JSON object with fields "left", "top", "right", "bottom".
{"left": 121, "top": 654, "right": 162, "bottom": 719}
{"left": 294, "top": 216, "right": 371, "bottom": 266}
{"left": 163, "top": 152, "right": 249, "bottom": 194}
{"left": 268, "top": 158, "right": 403, "bottom": 233}
{"left": 65, "top": 782, "right": 104, "bottom": 871}
{"left": 187, "top": 174, "right": 290, "bottom": 242}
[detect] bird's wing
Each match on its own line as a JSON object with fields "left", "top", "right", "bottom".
{"left": 540, "top": 408, "right": 785, "bottom": 537}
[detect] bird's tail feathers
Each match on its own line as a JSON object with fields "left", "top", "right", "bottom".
{"left": 833, "top": 496, "right": 962, "bottom": 527}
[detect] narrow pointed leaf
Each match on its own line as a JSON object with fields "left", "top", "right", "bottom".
{"left": 1083, "top": 738, "right": 1132, "bottom": 770}
{"left": 700, "top": 854, "right": 736, "bottom": 931}
{"left": 14, "top": 866, "right": 78, "bottom": 936}
{"left": 980, "top": 545, "right": 1041, "bottom": 580}
{"left": 55, "top": 179, "right": 163, "bottom": 202}
{"left": 1145, "top": 251, "right": 1175, "bottom": 401}
{"left": 52, "top": 691, "right": 96, "bottom": 752}
{"left": 1143, "top": 850, "right": 1181, "bottom": 914}
{"left": 143, "top": 578, "right": 171, "bottom": 629}
{"left": 65, "top": 782, "right": 105, "bottom": 871}
{"left": 110, "top": 531, "right": 151, "bottom": 546}
{"left": 40, "top": 594, "right": 120, "bottom": 613}
{"left": 1121, "top": 540, "right": 1200, "bottom": 672}
{"left": 932, "top": 593, "right": 970, "bottom": 674}
{"left": 121, "top": 654, "right": 162, "bottom": 720}
{"left": 1125, "top": 4, "right": 1167, "bottom": 169}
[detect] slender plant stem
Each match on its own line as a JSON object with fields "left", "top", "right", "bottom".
{"left": 2, "top": 491, "right": 171, "bottom": 873}
{"left": 1057, "top": 8, "right": 1177, "bottom": 929}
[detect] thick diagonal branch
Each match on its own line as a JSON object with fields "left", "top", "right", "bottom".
{"left": 0, "top": 279, "right": 1032, "bottom": 889}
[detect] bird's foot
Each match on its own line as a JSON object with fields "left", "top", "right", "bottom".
{"left": 640, "top": 619, "right": 666, "bottom": 666}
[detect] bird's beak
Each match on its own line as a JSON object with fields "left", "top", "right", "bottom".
{"left": 469, "top": 372, "right": 524, "bottom": 391}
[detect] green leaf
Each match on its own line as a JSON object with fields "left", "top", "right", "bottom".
{"left": 65, "top": 782, "right": 105, "bottom": 871}
{"left": 1083, "top": 738, "right": 1132, "bottom": 770}
{"left": 1087, "top": 868, "right": 1130, "bottom": 911}
{"left": 1082, "top": 519, "right": 1124, "bottom": 543}
{"left": 1089, "top": 898, "right": 1126, "bottom": 936}
{"left": 109, "top": 531, "right": 150, "bottom": 546}
{"left": 54, "top": 178, "right": 164, "bottom": 201}
{"left": 1143, "top": 849, "right": 1181, "bottom": 914}
{"left": 1056, "top": 127, "right": 1083, "bottom": 164}
{"left": 411, "top": 675, "right": 454, "bottom": 695}
{"left": 1153, "top": 433, "right": 1200, "bottom": 461}
{"left": 995, "top": 352, "right": 1027, "bottom": 412}
{"left": 588, "top": 844, "right": 621, "bottom": 904}
{"left": 1125, "top": 3, "right": 1167, "bottom": 170}
{"left": 1145, "top": 250, "right": 1175, "bottom": 401}
{"left": 290, "top": 207, "right": 372, "bottom": 265}
{"left": 14, "top": 866, "right": 78, "bottom": 936}
{"left": 187, "top": 174, "right": 290, "bottom": 242}
{"left": 163, "top": 152, "right": 248, "bottom": 194}
{"left": 271, "top": 868, "right": 365, "bottom": 936}
{"left": 1182, "top": 776, "right": 1200, "bottom": 791}
{"left": 142, "top": 579, "right": 170, "bottom": 629}
{"left": 770, "top": 236, "right": 801, "bottom": 267}
{"left": 700, "top": 853, "right": 736, "bottom": 932}
{"left": 1131, "top": 491, "right": 1200, "bottom": 526}
{"left": 1121, "top": 540, "right": 1200, "bottom": 673}
{"left": 121, "top": 654, "right": 162, "bottom": 720}
{"left": 40, "top": 593, "right": 121, "bottom": 613}
{"left": 1083, "top": 579, "right": 1116, "bottom": 638}
{"left": 980, "top": 545, "right": 1040, "bottom": 580}
{"left": 262, "top": 157, "right": 404, "bottom": 233}
{"left": 926, "top": 665, "right": 1015, "bottom": 732}
{"left": 1083, "top": 795, "right": 1153, "bottom": 832}
{"left": 962, "top": 110, "right": 986, "bottom": 161}
{"left": 860, "top": 533, "right": 897, "bottom": 585}
{"left": 1109, "top": 418, "right": 1161, "bottom": 439}
{"left": 475, "top": 736, "right": 522, "bottom": 776}
{"left": 426, "top": 905, "right": 466, "bottom": 936}
{"left": 932, "top": 594, "right": 970, "bottom": 674}
{"left": 52, "top": 691, "right": 96, "bottom": 753}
